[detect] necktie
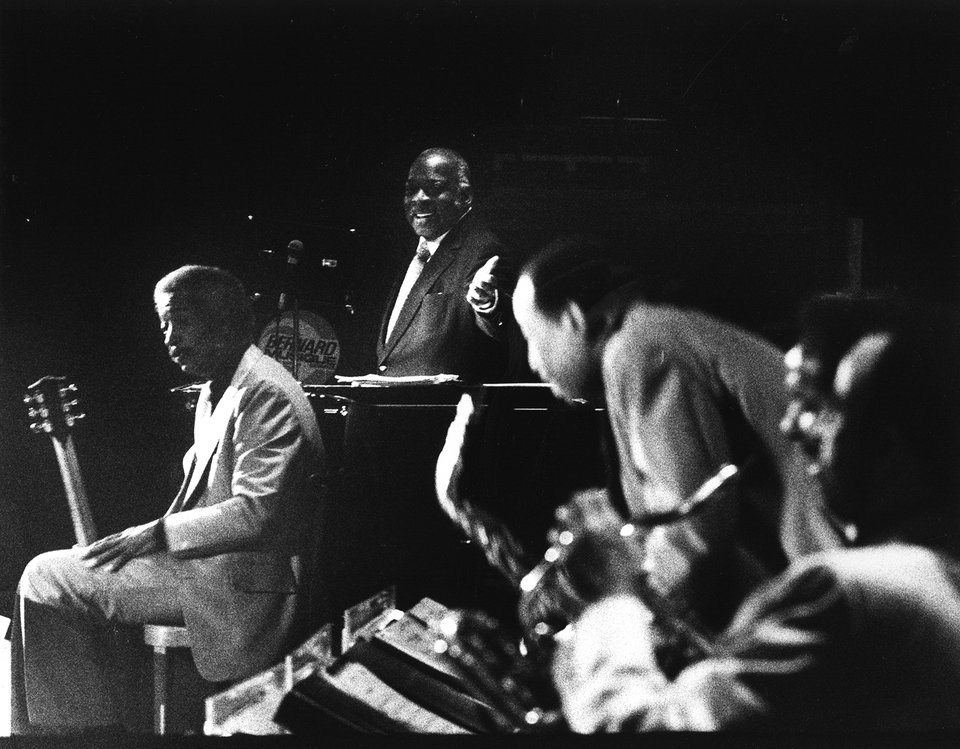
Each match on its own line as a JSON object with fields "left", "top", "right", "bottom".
{"left": 386, "top": 238, "right": 431, "bottom": 341}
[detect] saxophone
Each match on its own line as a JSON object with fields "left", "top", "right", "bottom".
{"left": 433, "top": 394, "right": 737, "bottom": 731}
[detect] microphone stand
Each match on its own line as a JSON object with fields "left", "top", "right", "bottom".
{"left": 291, "top": 292, "right": 300, "bottom": 381}
{"left": 272, "top": 292, "right": 300, "bottom": 381}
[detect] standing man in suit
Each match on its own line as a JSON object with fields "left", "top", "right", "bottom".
{"left": 328, "top": 148, "right": 520, "bottom": 612}
{"left": 376, "top": 147, "right": 514, "bottom": 381}
{"left": 11, "top": 265, "right": 324, "bottom": 733}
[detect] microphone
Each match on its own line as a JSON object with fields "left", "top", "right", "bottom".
{"left": 279, "top": 240, "right": 304, "bottom": 311}
{"left": 285, "top": 239, "right": 304, "bottom": 266}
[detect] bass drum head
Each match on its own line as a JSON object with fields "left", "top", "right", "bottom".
{"left": 258, "top": 310, "right": 341, "bottom": 384}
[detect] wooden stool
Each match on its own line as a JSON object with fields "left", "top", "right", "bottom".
{"left": 143, "top": 624, "right": 192, "bottom": 734}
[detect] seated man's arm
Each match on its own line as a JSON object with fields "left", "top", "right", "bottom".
{"left": 611, "top": 343, "right": 740, "bottom": 621}
{"left": 163, "top": 384, "right": 316, "bottom": 557}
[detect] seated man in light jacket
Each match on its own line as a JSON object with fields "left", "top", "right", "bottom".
{"left": 12, "top": 265, "right": 324, "bottom": 733}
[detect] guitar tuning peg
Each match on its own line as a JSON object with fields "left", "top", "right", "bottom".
{"left": 66, "top": 413, "right": 85, "bottom": 427}
{"left": 29, "top": 422, "right": 47, "bottom": 434}
{"left": 58, "top": 384, "right": 78, "bottom": 395}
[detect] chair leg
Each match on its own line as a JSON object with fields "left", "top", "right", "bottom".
{"left": 153, "top": 645, "right": 169, "bottom": 735}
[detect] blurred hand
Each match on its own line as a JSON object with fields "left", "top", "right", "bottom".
{"left": 80, "top": 520, "right": 162, "bottom": 572}
{"left": 467, "top": 255, "right": 500, "bottom": 313}
{"left": 549, "top": 488, "right": 625, "bottom": 541}
{"left": 551, "top": 489, "right": 648, "bottom": 604}
{"left": 435, "top": 393, "right": 476, "bottom": 523}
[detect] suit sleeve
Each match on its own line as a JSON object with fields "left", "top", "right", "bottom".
{"left": 163, "top": 384, "right": 313, "bottom": 557}
{"left": 554, "top": 564, "right": 851, "bottom": 731}
{"left": 608, "top": 340, "right": 738, "bottom": 617}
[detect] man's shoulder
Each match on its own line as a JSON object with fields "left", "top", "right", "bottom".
{"left": 239, "top": 350, "right": 317, "bottom": 419}
{"left": 780, "top": 544, "right": 960, "bottom": 603}
{"left": 602, "top": 304, "right": 705, "bottom": 373}
{"left": 448, "top": 210, "right": 504, "bottom": 253}
{"left": 247, "top": 349, "right": 296, "bottom": 387}
{"left": 606, "top": 304, "right": 781, "bottom": 375}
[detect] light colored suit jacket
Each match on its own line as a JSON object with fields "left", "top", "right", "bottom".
{"left": 163, "top": 345, "right": 323, "bottom": 681}
{"left": 601, "top": 303, "right": 841, "bottom": 627}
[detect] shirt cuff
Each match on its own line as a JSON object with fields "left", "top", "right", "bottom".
{"left": 472, "top": 288, "right": 499, "bottom": 314}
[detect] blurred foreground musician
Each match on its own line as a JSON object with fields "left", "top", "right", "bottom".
{"left": 12, "top": 265, "right": 324, "bottom": 733}
{"left": 781, "top": 291, "right": 904, "bottom": 464}
{"left": 511, "top": 238, "right": 840, "bottom": 632}
{"left": 554, "top": 314, "right": 960, "bottom": 731}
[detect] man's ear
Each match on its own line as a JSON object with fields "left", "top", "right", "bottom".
{"left": 562, "top": 301, "right": 588, "bottom": 334}
{"left": 458, "top": 185, "right": 474, "bottom": 210}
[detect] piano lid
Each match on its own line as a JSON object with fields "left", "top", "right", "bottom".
{"left": 170, "top": 381, "right": 590, "bottom": 410}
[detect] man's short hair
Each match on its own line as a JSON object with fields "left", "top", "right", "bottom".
{"left": 415, "top": 147, "right": 472, "bottom": 191}
{"left": 796, "top": 292, "right": 904, "bottom": 393}
{"left": 521, "top": 236, "right": 658, "bottom": 339}
{"left": 154, "top": 265, "right": 254, "bottom": 342}
{"left": 846, "top": 310, "right": 960, "bottom": 508}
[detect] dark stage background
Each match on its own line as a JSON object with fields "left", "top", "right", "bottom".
{"left": 1, "top": 0, "right": 958, "bottom": 613}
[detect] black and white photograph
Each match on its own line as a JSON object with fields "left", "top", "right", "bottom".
{"left": 1, "top": 0, "right": 958, "bottom": 741}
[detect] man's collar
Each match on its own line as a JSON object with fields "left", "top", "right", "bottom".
{"left": 419, "top": 230, "right": 449, "bottom": 257}
{"left": 207, "top": 344, "right": 260, "bottom": 406}
{"left": 419, "top": 206, "right": 472, "bottom": 256}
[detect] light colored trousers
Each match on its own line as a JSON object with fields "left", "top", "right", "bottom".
{"left": 12, "top": 547, "right": 185, "bottom": 733}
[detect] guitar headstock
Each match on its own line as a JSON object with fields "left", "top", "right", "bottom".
{"left": 25, "top": 375, "right": 85, "bottom": 441}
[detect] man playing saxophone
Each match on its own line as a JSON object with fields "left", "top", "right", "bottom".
{"left": 510, "top": 237, "right": 840, "bottom": 634}
{"left": 551, "top": 309, "right": 960, "bottom": 731}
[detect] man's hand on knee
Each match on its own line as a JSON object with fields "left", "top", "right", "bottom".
{"left": 80, "top": 519, "right": 165, "bottom": 572}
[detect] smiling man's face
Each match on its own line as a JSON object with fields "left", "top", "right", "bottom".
{"left": 403, "top": 152, "right": 469, "bottom": 241}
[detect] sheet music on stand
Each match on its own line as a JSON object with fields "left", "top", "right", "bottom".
{"left": 289, "top": 659, "right": 471, "bottom": 733}
{"left": 204, "top": 624, "right": 336, "bottom": 736}
{"left": 372, "top": 598, "right": 465, "bottom": 686}
{"left": 334, "top": 373, "right": 461, "bottom": 386}
{"left": 275, "top": 591, "right": 502, "bottom": 734}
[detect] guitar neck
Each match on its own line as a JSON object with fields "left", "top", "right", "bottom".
{"left": 50, "top": 434, "right": 98, "bottom": 546}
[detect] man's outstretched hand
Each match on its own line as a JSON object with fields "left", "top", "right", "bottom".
{"left": 467, "top": 255, "right": 500, "bottom": 313}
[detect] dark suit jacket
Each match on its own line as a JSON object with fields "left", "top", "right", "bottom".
{"left": 375, "top": 211, "right": 513, "bottom": 382}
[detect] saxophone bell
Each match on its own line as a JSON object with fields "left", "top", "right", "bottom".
{"left": 518, "top": 463, "right": 740, "bottom": 653}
